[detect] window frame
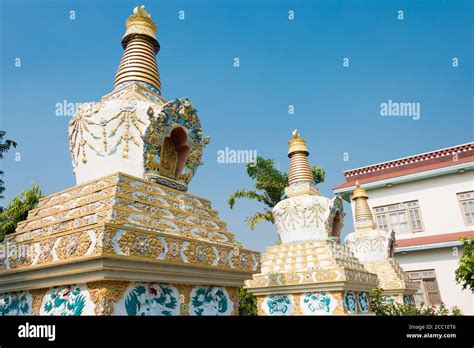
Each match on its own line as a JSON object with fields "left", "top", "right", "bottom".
{"left": 407, "top": 269, "right": 443, "bottom": 307}
{"left": 373, "top": 200, "right": 424, "bottom": 234}
{"left": 457, "top": 191, "right": 474, "bottom": 226}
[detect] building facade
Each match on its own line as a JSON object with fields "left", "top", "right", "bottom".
{"left": 334, "top": 143, "right": 474, "bottom": 314}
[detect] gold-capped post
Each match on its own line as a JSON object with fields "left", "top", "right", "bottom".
{"left": 114, "top": 5, "right": 162, "bottom": 93}
{"left": 352, "top": 180, "right": 376, "bottom": 230}
{"left": 287, "top": 130, "right": 314, "bottom": 186}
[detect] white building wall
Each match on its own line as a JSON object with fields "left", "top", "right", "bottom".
{"left": 349, "top": 171, "right": 474, "bottom": 241}
{"left": 343, "top": 170, "right": 474, "bottom": 313}
{"left": 396, "top": 247, "right": 473, "bottom": 314}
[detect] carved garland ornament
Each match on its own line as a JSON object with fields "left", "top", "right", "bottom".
{"left": 69, "top": 99, "right": 147, "bottom": 165}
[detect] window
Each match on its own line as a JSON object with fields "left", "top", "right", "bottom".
{"left": 374, "top": 201, "right": 424, "bottom": 233}
{"left": 407, "top": 270, "right": 443, "bottom": 307}
{"left": 457, "top": 191, "right": 474, "bottom": 226}
{"left": 375, "top": 214, "right": 388, "bottom": 231}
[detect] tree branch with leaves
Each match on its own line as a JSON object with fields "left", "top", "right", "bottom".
{"left": 0, "top": 183, "right": 44, "bottom": 242}
{"left": 228, "top": 156, "right": 325, "bottom": 230}
{"left": 455, "top": 237, "right": 474, "bottom": 291}
{"left": 0, "top": 130, "right": 18, "bottom": 209}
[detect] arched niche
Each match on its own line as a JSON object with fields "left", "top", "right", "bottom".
{"left": 159, "top": 126, "right": 190, "bottom": 179}
{"left": 331, "top": 210, "right": 342, "bottom": 239}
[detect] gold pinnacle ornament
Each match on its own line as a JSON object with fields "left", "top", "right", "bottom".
{"left": 352, "top": 180, "right": 376, "bottom": 230}
{"left": 114, "top": 6, "right": 161, "bottom": 93}
{"left": 287, "top": 130, "right": 314, "bottom": 186}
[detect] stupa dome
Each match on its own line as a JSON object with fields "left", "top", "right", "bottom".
{"left": 68, "top": 6, "right": 209, "bottom": 191}
{"left": 345, "top": 181, "right": 396, "bottom": 262}
{"left": 272, "top": 131, "right": 344, "bottom": 243}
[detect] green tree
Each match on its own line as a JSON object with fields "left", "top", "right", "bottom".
{"left": 455, "top": 237, "right": 474, "bottom": 290}
{"left": 0, "top": 184, "right": 43, "bottom": 242}
{"left": 238, "top": 288, "right": 258, "bottom": 316}
{"left": 228, "top": 156, "right": 324, "bottom": 230}
{"left": 0, "top": 130, "right": 18, "bottom": 210}
{"left": 368, "top": 286, "right": 462, "bottom": 316}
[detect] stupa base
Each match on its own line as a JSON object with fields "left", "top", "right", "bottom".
{"left": 252, "top": 287, "right": 375, "bottom": 316}
{"left": 245, "top": 240, "right": 378, "bottom": 315}
{"left": 0, "top": 172, "right": 260, "bottom": 316}
{"left": 0, "top": 280, "right": 239, "bottom": 316}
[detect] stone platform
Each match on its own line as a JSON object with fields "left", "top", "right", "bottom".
{"left": 0, "top": 172, "right": 259, "bottom": 315}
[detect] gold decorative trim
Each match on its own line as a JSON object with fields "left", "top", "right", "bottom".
{"left": 30, "top": 288, "right": 49, "bottom": 315}
{"left": 227, "top": 287, "right": 239, "bottom": 315}
{"left": 3, "top": 224, "right": 259, "bottom": 274}
{"left": 88, "top": 280, "right": 129, "bottom": 316}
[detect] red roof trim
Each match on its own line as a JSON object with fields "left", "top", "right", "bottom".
{"left": 334, "top": 143, "right": 474, "bottom": 191}
{"left": 345, "top": 143, "right": 472, "bottom": 177}
{"left": 395, "top": 231, "right": 474, "bottom": 248}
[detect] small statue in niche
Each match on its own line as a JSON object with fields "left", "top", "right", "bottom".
{"left": 160, "top": 137, "right": 178, "bottom": 178}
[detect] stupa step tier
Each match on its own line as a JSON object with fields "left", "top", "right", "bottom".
{"left": 363, "top": 259, "right": 418, "bottom": 293}
{"left": 0, "top": 172, "right": 260, "bottom": 293}
{"left": 15, "top": 173, "right": 229, "bottom": 242}
{"left": 246, "top": 240, "right": 377, "bottom": 291}
{"left": 260, "top": 240, "right": 365, "bottom": 273}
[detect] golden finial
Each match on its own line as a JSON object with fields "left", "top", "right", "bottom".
{"left": 133, "top": 5, "right": 150, "bottom": 17}
{"left": 123, "top": 6, "right": 158, "bottom": 44}
{"left": 114, "top": 6, "right": 161, "bottom": 93}
{"left": 287, "top": 130, "right": 314, "bottom": 186}
{"left": 352, "top": 180, "right": 368, "bottom": 199}
{"left": 288, "top": 129, "right": 309, "bottom": 157}
{"left": 352, "top": 180, "right": 376, "bottom": 231}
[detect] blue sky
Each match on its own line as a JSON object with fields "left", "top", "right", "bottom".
{"left": 1, "top": 0, "right": 472, "bottom": 252}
